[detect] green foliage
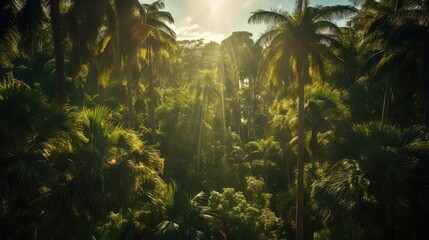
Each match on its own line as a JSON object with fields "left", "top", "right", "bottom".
{"left": 209, "top": 178, "right": 282, "bottom": 239}
{"left": 0, "top": 79, "right": 168, "bottom": 239}
{"left": 154, "top": 182, "right": 225, "bottom": 240}
{"left": 2, "top": 0, "right": 429, "bottom": 239}
{"left": 313, "top": 122, "right": 429, "bottom": 239}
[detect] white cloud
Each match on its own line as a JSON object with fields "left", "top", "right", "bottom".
{"left": 169, "top": 16, "right": 225, "bottom": 43}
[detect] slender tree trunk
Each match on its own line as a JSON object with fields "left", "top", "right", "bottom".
{"left": 196, "top": 120, "right": 203, "bottom": 172}
{"left": 247, "top": 93, "right": 251, "bottom": 142}
{"left": 251, "top": 76, "right": 257, "bottom": 139}
{"left": 220, "top": 58, "right": 226, "bottom": 138}
{"left": 106, "top": 5, "right": 121, "bottom": 74}
{"left": 50, "top": 0, "right": 67, "bottom": 104}
{"left": 194, "top": 87, "right": 202, "bottom": 130}
{"left": 236, "top": 79, "right": 242, "bottom": 138}
{"left": 196, "top": 83, "right": 208, "bottom": 172}
{"left": 296, "top": 57, "right": 308, "bottom": 240}
{"left": 147, "top": 47, "right": 157, "bottom": 143}
{"left": 248, "top": 77, "right": 253, "bottom": 141}
{"left": 194, "top": 85, "right": 202, "bottom": 168}
{"left": 69, "top": 11, "right": 84, "bottom": 106}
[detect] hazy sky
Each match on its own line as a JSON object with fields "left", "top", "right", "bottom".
{"left": 141, "top": 0, "right": 350, "bottom": 42}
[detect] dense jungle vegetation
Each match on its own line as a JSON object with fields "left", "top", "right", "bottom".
{"left": 1, "top": 0, "right": 429, "bottom": 239}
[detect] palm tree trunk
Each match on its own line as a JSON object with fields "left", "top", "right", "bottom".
{"left": 251, "top": 76, "right": 257, "bottom": 139}
{"left": 49, "top": 0, "right": 67, "bottom": 104}
{"left": 296, "top": 57, "right": 308, "bottom": 240}
{"left": 247, "top": 89, "right": 251, "bottom": 142}
{"left": 196, "top": 120, "right": 203, "bottom": 172}
{"left": 236, "top": 79, "right": 242, "bottom": 138}
{"left": 147, "top": 47, "right": 157, "bottom": 143}
{"left": 196, "top": 83, "right": 208, "bottom": 172}
{"left": 220, "top": 58, "right": 226, "bottom": 134}
{"left": 194, "top": 85, "right": 202, "bottom": 169}
{"left": 106, "top": 5, "right": 121, "bottom": 74}
{"left": 248, "top": 77, "right": 253, "bottom": 141}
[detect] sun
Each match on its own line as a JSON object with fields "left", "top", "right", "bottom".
{"left": 209, "top": 0, "right": 221, "bottom": 7}
{"left": 208, "top": 0, "right": 222, "bottom": 12}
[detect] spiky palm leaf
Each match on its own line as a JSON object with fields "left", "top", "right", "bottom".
{"left": 0, "top": 79, "right": 78, "bottom": 239}
{"left": 0, "top": 79, "right": 76, "bottom": 197}
{"left": 313, "top": 122, "right": 429, "bottom": 239}
{"left": 155, "top": 182, "right": 225, "bottom": 240}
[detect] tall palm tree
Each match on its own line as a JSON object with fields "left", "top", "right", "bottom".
{"left": 221, "top": 32, "right": 262, "bottom": 141}
{"left": 49, "top": 0, "right": 67, "bottom": 103}
{"left": 135, "top": 0, "right": 175, "bottom": 140}
{"left": 249, "top": 4, "right": 356, "bottom": 239}
{"left": 192, "top": 69, "right": 223, "bottom": 172}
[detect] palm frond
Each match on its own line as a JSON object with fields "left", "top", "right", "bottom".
{"left": 254, "top": 28, "right": 283, "bottom": 47}
{"left": 150, "top": 10, "right": 174, "bottom": 24}
{"left": 147, "top": 18, "right": 176, "bottom": 38}
{"left": 155, "top": 220, "right": 180, "bottom": 238}
{"left": 320, "top": 122, "right": 429, "bottom": 238}
{"left": 0, "top": 0, "right": 20, "bottom": 63}
{"left": 314, "top": 20, "right": 342, "bottom": 33}
{"left": 16, "top": 0, "right": 47, "bottom": 55}
{"left": 248, "top": 9, "right": 291, "bottom": 26}
{"left": 307, "top": 5, "right": 356, "bottom": 24}
{"left": 311, "top": 159, "right": 370, "bottom": 238}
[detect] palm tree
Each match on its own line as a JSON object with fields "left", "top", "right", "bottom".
{"left": 192, "top": 69, "right": 223, "bottom": 172}
{"left": 132, "top": 0, "right": 175, "bottom": 140}
{"left": 0, "top": 0, "right": 66, "bottom": 103}
{"left": 353, "top": 0, "right": 429, "bottom": 123}
{"left": 244, "top": 137, "right": 282, "bottom": 191}
{"left": 49, "top": 0, "right": 67, "bottom": 103}
{"left": 39, "top": 106, "right": 123, "bottom": 238}
{"left": 221, "top": 32, "right": 262, "bottom": 141}
{"left": 0, "top": 78, "right": 76, "bottom": 238}
{"left": 0, "top": 1, "right": 20, "bottom": 66}
{"left": 155, "top": 182, "right": 225, "bottom": 240}
{"left": 249, "top": 3, "right": 356, "bottom": 239}
{"left": 40, "top": 106, "right": 166, "bottom": 238}
{"left": 313, "top": 122, "right": 429, "bottom": 240}
{"left": 66, "top": 0, "right": 146, "bottom": 123}
{"left": 304, "top": 84, "right": 350, "bottom": 164}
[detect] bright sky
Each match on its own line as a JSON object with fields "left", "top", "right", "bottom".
{"left": 141, "top": 0, "right": 350, "bottom": 42}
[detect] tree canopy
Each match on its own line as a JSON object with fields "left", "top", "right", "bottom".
{"left": 1, "top": 0, "right": 429, "bottom": 239}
